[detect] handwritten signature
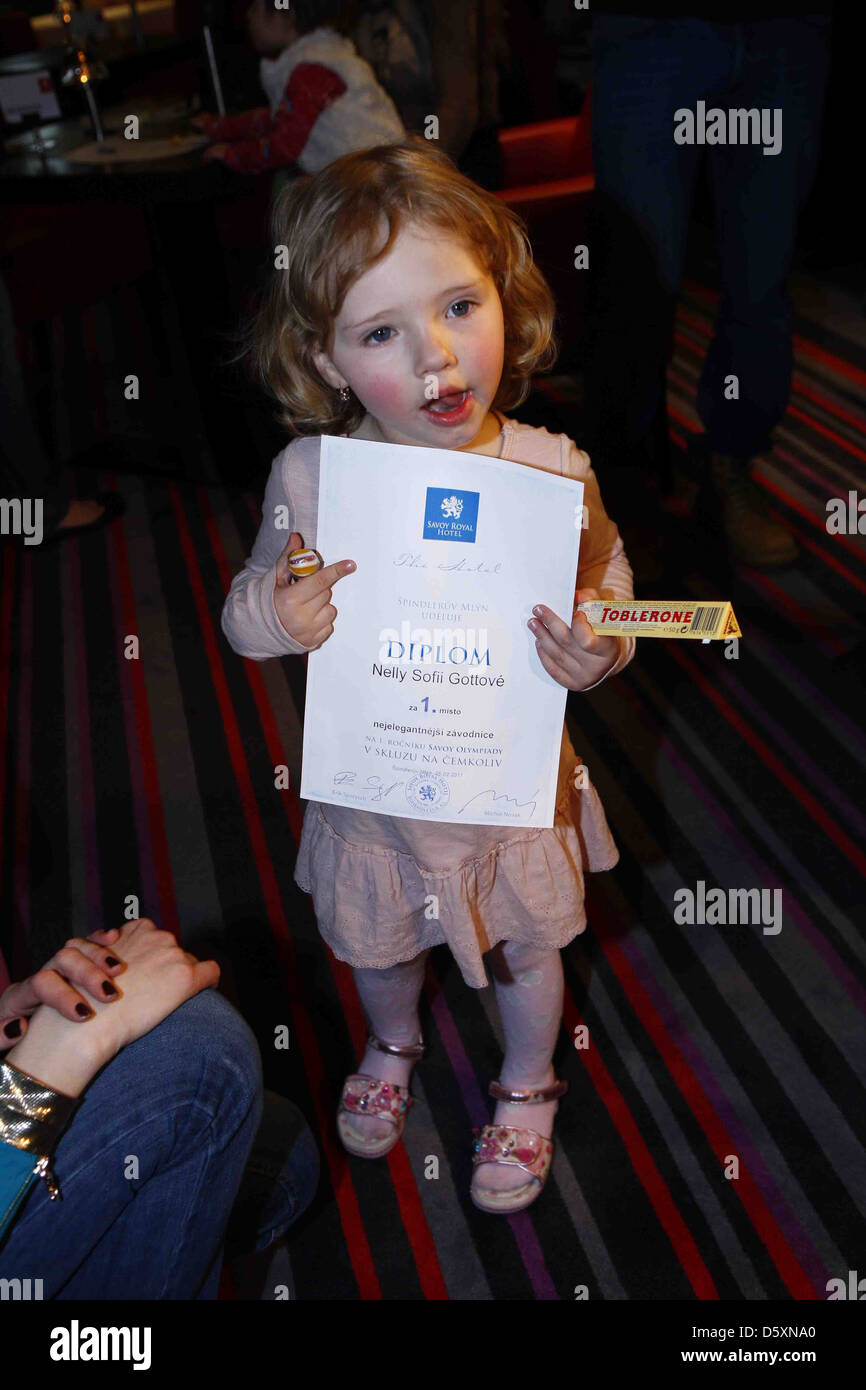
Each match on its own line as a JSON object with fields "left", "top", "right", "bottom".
{"left": 334, "top": 772, "right": 405, "bottom": 803}
{"left": 456, "top": 787, "right": 539, "bottom": 818}
{"left": 394, "top": 552, "right": 502, "bottom": 575}
{"left": 333, "top": 772, "right": 539, "bottom": 818}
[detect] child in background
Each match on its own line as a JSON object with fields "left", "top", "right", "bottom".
{"left": 222, "top": 141, "right": 635, "bottom": 1214}
{"left": 194, "top": 0, "right": 404, "bottom": 174}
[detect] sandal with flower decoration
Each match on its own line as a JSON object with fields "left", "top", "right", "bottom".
{"left": 470, "top": 1077, "right": 568, "bottom": 1214}
{"left": 336, "top": 1031, "right": 426, "bottom": 1159}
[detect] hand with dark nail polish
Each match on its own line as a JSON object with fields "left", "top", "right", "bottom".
{"left": 1, "top": 918, "right": 220, "bottom": 1098}
{"left": 0, "top": 935, "right": 129, "bottom": 1049}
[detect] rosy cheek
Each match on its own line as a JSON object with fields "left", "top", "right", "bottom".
{"left": 475, "top": 323, "right": 505, "bottom": 374}
{"left": 353, "top": 371, "right": 409, "bottom": 414}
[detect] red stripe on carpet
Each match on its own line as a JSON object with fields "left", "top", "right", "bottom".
{"left": 104, "top": 479, "right": 181, "bottom": 939}
{"left": 197, "top": 486, "right": 450, "bottom": 1300}
{"left": 589, "top": 886, "right": 820, "bottom": 1298}
{"left": 666, "top": 402, "right": 700, "bottom": 442}
{"left": 665, "top": 490, "right": 866, "bottom": 599}
{"left": 673, "top": 315, "right": 866, "bottom": 463}
{"left": 168, "top": 482, "right": 383, "bottom": 1300}
{"left": 740, "top": 567, "right": 845, "bottom": 658}
{"left": 666, "top": 404, "right": 865, "bottom": 591}
{"left": 767, "top": 513, "right": 866, "bottom": 596}
{"left": 759, "top": 467, "right": 866, "bottom": 566}
{"left": 197, "top": 487, "right": 304, "bottom": 844}
{"left": 666, "top": 644, "right": 866, "bottom": 878}
{"left": 791, "top": 375, "right": 866, "bottom": 436}
{"left": 12, "top": 560, "right": 32, "bottom": 971}
{"left": 681, "top": 279, "right": 866, "bottom": 393}
{"left": 0, "top": 547, "right": 17, "bottom": 922}
{"left": 785, "top": 403, "right": 866, "bottom": 466}
{"left": 331, "top": 955, "right": 451, "bottom": 1300}
{"left": 561, "top": 986, "right": 720, "bottom": 1299}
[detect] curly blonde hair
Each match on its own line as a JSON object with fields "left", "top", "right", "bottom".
{"left": 240, "top": 138, "right": 559, "bottom": 436}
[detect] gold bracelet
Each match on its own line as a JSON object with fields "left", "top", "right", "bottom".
{"left": 0, "top": 1060, "right": 80, "bottom": 1201}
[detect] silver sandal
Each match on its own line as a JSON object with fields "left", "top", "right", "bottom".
{"left": 337, "top": 1032, "right": 425, "bottom": 1159}
{"left": 470, "top": 1077, "right": 568, "bottom": 1214}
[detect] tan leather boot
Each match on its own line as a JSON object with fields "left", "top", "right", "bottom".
{"left": 702, "top": 453, "right": 798, "bottom": 568}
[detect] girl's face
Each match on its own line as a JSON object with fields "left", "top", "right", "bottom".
{"left": 313, "top": 223, "right": 506, "bottom": 451}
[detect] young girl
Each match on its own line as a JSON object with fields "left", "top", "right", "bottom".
{"left": 194, "top": 0, "right": 404, "bottom": 175}
{"left": 222, "top": 139, "right": 635, "bottom": 1214}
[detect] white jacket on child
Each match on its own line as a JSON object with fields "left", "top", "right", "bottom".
{"left": 259, "top": 26, "right": 406, "bottom": 172}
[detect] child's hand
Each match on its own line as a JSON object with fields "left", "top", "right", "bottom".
{"left": 203, "top": 142, "right": 229, "bottom": 162}
{"left": 273, "top": 532, "right": 356, "bottom": 649}
{"left": 528, "top": 587, "right": 621, "bottom": 691}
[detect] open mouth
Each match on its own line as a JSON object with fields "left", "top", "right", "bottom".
{"left": 422, "top": 389, "right": 471, "bottom": 419}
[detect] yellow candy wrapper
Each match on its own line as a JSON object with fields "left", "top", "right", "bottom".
{"left": 286, "top": 547, "right": 323, "bottom": 578}
{"left": 576, "top": 600, "right": 741, "bottom": 640}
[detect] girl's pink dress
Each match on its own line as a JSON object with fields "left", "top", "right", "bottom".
{"left": 222, "top": 414, "right": 635, "bottom": 988}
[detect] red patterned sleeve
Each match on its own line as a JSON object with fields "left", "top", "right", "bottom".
{"left": 200, "top": 107, "right": 272, "bottom": 141}
{"left": 218, "top": 63, "right": 347, "bottom": 175}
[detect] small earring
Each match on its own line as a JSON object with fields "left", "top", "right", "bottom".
{"left": 338, "top": 386, "right": 350, "bottom": 402}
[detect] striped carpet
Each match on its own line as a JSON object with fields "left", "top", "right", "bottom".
{"left": 1, "top": 268, "right": 864, "bottom": 1300}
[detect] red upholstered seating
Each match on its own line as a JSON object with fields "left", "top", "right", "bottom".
{"left": 497, "top": 86, "right": 593, "bottom": 193}
{"left": 499, "top": 115, "right": 582, "bottom": 189}
{"left": 494, "top": 88, "right": 594, "bottom": 366}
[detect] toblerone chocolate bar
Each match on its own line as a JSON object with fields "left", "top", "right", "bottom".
{"left": 576, "top": 601, "right": 741, "bottom": 640}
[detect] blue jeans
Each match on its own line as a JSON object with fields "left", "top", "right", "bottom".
{"left": 583, "top": 13, "right": 831, "bottom": 476}
{"left": 0, "top": 990, "right": 318, "bottom": 1299}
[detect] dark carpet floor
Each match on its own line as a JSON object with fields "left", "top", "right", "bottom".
{"left": 2, "top": 256, "right": 864, "bottom": 1300}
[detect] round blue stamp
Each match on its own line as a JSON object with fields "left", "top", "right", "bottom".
{"left": 405, "top": 773, "right": 450, "bottom": 812}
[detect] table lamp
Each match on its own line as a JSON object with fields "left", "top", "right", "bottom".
{"left": 60, "top": 46, "right": 108, "bottom": 142}
{"left": 200, "top": 0, "right": 225, "bottom": 118}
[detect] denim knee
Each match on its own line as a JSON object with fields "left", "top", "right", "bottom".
{"left": 121, "top": 988, "right": 264, "bottom": 1129}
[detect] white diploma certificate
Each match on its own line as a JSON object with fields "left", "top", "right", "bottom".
{"left": 299, "top": 436, "right": 583, "bottom": 827}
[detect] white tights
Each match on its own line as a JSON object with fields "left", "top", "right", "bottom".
{"left": 347, "top": 941, "right": 565, "bottom": 1191}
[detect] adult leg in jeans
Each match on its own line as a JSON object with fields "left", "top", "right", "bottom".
{"left": 689, "top": 16, "right": 831, "bottom": 565}
{"left": 0, "top": 990, "right": 266, "bottom": 1298}
{"left": 583, "top": 15, "right": 720, "bottom": 520}
{"left": 698, "top": 16, "right": 831, "bottom": 456}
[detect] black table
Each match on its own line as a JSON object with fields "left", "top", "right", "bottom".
{"left": 1, "top": 102, "right": 274, "bottom": 481}
{"left": 0, "top": 115, "right": 233, "bottom": 200}
{"left": 0, "top": 35, "right": 201, "bottom": 121}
